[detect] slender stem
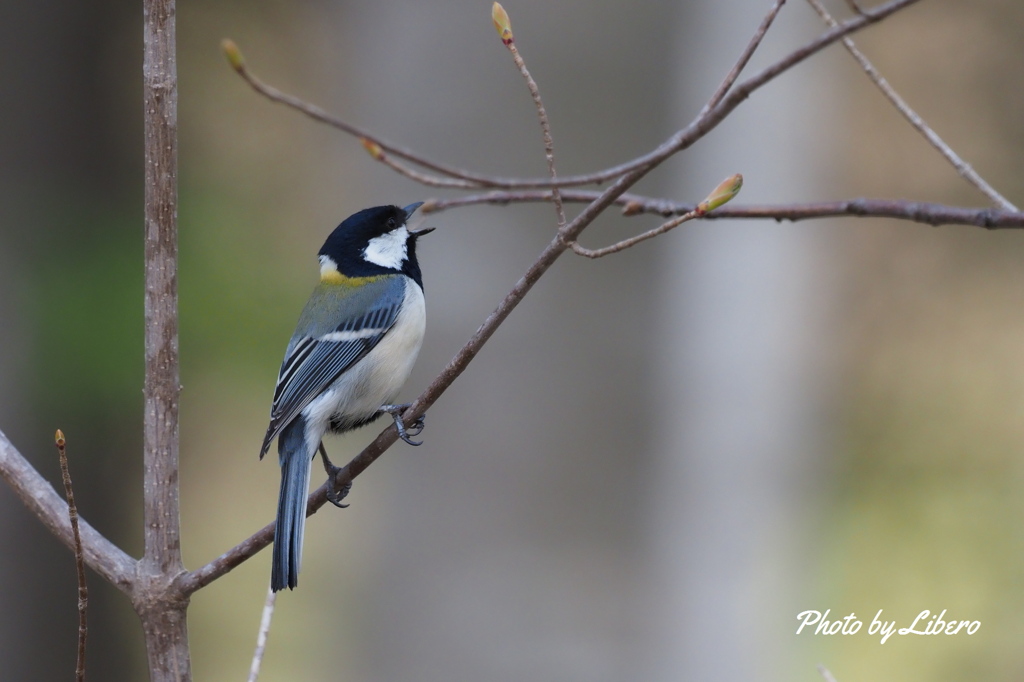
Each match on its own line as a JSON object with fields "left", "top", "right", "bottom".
{"left": 373, "top": 150, "right": 480, "bottom": 188}
{"left": 230, "top": 62, "right": 490, "bottom": 186}
{"left": 247, "top": 587, "right": 277, "bottom": 682}
{"left": 425, "top": 191, "right": 1024, "bottom": 229}
{"left": 56, "top": 430, "right": 88, "bottom": 682}
{"left": 571, "top": 210, "right": 699, "bottom": 258}
{"left": 700, "top": 0, "right": 787, "bottom": 116}
{"left": 505, "top": 39, "right": 566, "bottom": 227}
{"left": 695, "top": 0, "right": 922, "bottom": 142}
{"left": 805, "top": 0, "right": 1017, "bottom": 211}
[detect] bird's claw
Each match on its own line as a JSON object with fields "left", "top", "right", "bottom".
{"left": 318, "top": 442, "right": 351, "bottom": 508}
{"left": 326, "top": 480, "right": 352, "bottom": 508}
{"left": 380, "top": 404, "right": 426, "bottom": 446}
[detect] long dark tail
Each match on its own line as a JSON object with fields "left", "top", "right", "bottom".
{"left": 272, "top": 416, "right": 313, "bottom": 591}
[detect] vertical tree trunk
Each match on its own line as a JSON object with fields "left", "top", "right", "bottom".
{"left": 141, "top": 0, "right": 189, "bottom": 678}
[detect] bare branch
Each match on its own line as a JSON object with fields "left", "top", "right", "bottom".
{"left": 223, "top": 0, "right": 921, "bottom": 192}
{"left": 361, "top": 140, "right": 480, "bottom": 189}
{"left": 0, "top": 429, "right": 136, "bottom": 591}
{"left": 425, "top": 191, "right": 1024, "bottom": 229}
{"left": 805, "top": 0, "right": 1018, "bottom": 211}
{"left": 702, "top": 0, "right": 922, "bottom": 139}
{"left": 56, "top": 430, "right": 88, "bottom": 682}
{"left": 550, "top": 0, "right": 923, "bottom": 185}
{"left": 572, "top": 173, "right": 741, "bottom": 257}
{"left": 493, "top": 2, "right": 566, "bottom": 228}
{"left": 222, "top": 40, "right": 491, "bottom": 186}
{"left": 701, "top": 0, "right": 788, "bottom": 116}
{"left": 572, "top": 210, "right": 699, "bottom": 258}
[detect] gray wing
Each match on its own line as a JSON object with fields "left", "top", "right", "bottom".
{"left": 259, "top": 276, "right": 407, "bottom": 457}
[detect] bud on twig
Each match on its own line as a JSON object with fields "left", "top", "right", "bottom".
{"left": 622, "top": 200, "right": 644, "bottom": 216}
{"left": 696, "top": 174, "right": 743, "bottom": 215}
{"left": 360, "top": 138, "right": 384, "bottom": 160}
{"left": 492, "top": 3, "right": 514, "bottom": 46}
{"left": 221, "top": 39, "right": 245, "bottom": 73}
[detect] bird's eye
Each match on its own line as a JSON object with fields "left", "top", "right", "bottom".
{"left": 386, "top": 218, "right": 397, "bottom": 230}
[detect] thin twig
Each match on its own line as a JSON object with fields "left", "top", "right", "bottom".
{"left": 368, "top": 144, "right": 479, "bottom": 189}
{"left": 572, "top": 173, "right": 742, "bottom": 257}
{"left": 712, "top": 0, "right": 920, "bottom": 129}
{"left": 701, "top": 0, "right": 788, "bottom": 116}
{"left": 424, "top": 191, "right": 1024, "bottom": 229}
{"left": 493, "top": 3, "right": 566, "bottom": 228}
{"left": 805, "top": 0, "right": 1018, "bottom": 211}
{"left": 246, "top": 586, "right": 277, "bottom": 682}
{"left": 56, "top": 430, "right": 88, "bottom": 682}
{"left": 817, "top": 663, "right": 839, "bottom": 682}
{"left": 843, "top": 0, "right": 865, "bottom": 15}
{"left": 223, "top": 42, "right": 490, "bottom": 187}
{"left": 571, "top": 210, "right": 700, "bottom": 258}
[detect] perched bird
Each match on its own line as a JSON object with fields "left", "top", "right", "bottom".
{"left": 260, "top": 203, "right": 433, "bottom": 591}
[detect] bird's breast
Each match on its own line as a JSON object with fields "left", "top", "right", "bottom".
{"left": 303, "top": 279, "right": 426, "bottom": 433}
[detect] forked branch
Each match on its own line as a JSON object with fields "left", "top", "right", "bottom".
{"left": 804, "top": 0, "right": 1017, "bottom": 211}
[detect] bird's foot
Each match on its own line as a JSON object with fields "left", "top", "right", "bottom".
{"left": 318, "top": 442, "right": 351, "bottom": 508}
{"left": 379, "top": 404, "right": 426, "bottom": 446}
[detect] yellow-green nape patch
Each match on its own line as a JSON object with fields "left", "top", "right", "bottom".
{"left": 318, "top": 254, "right": 383, "bottom": 285}
{"left": 319, "top": 267, "right": 382, "bottom": 286}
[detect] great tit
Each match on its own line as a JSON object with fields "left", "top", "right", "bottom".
{"left": 260, "top": 202, "right": 433, "bottom": 592}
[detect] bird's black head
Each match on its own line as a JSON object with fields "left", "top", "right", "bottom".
{"left": 318, "top": 203, "right": 432, "bottom": 287}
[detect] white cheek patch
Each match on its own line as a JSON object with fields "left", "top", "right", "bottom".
{"left": 363, "top": 226, "right": 409, "bottom": 270}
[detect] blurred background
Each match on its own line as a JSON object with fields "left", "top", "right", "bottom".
{"left": 1, "top": 0, "right": 1023, "bottom": 680}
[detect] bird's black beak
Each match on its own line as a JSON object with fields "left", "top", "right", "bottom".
{"left": 402, "top": 202, "right": 425, "bottom": 220}
{"left": 403, "top": 201, "right": 434, "bottom": 237}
